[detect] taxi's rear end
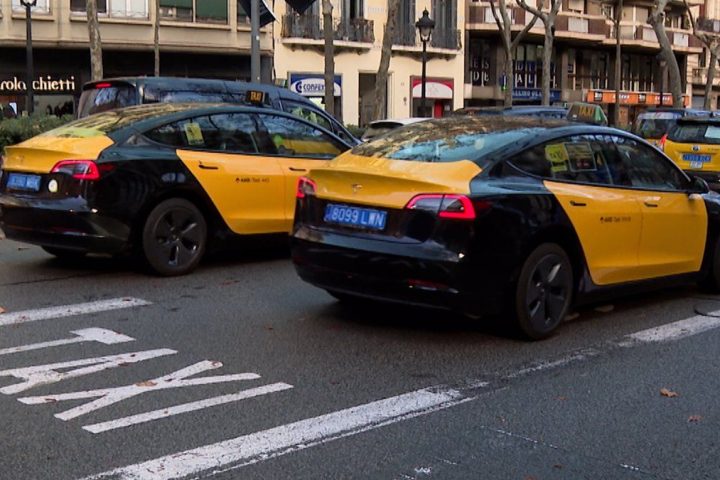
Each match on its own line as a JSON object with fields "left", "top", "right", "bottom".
{"left": 664, "top": 117, "right": 720, "bottom": 190}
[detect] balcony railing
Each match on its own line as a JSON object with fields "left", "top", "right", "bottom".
{"left": 281, "top": 14, "right": 374, "bottom": 43}
{"left": 393, "top": 24, "right": 418, "bottom": 46}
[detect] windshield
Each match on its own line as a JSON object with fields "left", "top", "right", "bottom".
{"left": 78, "top": 84, "right": 138, "bottom": 118}
{"left": 352, "top": 118, "right": 558, "bottom": 167}
{"left": 668, "top": 123, "right": 720, "bottom": 145}
{"left": 634, "top": 112, "right": 680, "bottom": 139}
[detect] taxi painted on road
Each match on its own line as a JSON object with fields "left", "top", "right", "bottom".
{"left": 663, "top": 116, "right": 720, "bottom": 191}
{"left": 291, "top": 116, "right": 720, "bottom": 339}
{"left": 0, "top": 103, "right": 351, "bottom": 275}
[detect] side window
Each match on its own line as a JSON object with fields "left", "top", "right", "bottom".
{"left": 257, "top": 114, "right": 344, "bottom": 159}
{"left": 285, "top": 102, "right": 332, "bottom": 131}
{"left": 508, "top": 135, "right": 631, "bottom": 186}
{"left": 145, "top": 115, "right": 259, "bottom": 154}
{"left": 207, "top": 114, "right": 259, "bottom": 154}
{"left": 145, "top": 121, "right": 189, "bottom": 148}
{"left": 613, "top": 136, "right": 688, "bottom": 191}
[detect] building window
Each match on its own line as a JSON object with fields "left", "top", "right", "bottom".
{"left": 394, "top": 0, "right": 417, "bottom": 46}
{"left": 71, "top": 0, "right": 107, "bottom": 14}
{"left": 160, "top": 0, "right": 228, "bottom": 24}
{"left": 71, "top": 0, "right": 147, "bottom": 18}
{"left": 237, "top": 0, "right": 248, "bottom": 24}
{"left": 469, "top": 39, "right": 492, "bottom": 87}
{"left": 567, "top": 0, "right": 585, "bottom": 14}
{"left": 431, "top": 0, "right": 458, "bottom": 49}
{"left": 11, "top": 0, "right": 50, "bottom": 14}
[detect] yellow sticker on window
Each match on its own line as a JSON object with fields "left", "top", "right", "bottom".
{"left": 545, "top": 144, "right": 569, "bottom": 172}
{"left": 184, "top": 122, "right": 204, "bottom": 146}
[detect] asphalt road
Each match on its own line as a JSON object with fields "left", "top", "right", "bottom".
{"left": 0, "top": 235, "right": 718, "bottom": 480}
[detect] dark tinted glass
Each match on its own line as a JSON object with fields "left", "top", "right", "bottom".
{"left": 668, "top": 123, "right": 720, "bottom": 145}
{"left": 146, "top": 114, "right": 259, "bottom": 153}
{"left": 613, "top": 136, "right": 688, "bottom": 190}
{"left": 257, "top": 114, "right": 344, "bottom": 158}
{"left": 78, "top": 85, "right": 137, "bottom": 117}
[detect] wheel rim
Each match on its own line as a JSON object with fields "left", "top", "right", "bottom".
{"left": 151, "top": 208, "right": 203, "bottom": 269}
{"left": 525, "top": 253, "right": 571, "bottom": 330}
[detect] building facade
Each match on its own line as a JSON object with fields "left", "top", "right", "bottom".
{"left": 465, "top": 0, "right": 705, "bottom": 124}
{"left": 273, "top": 0, "right": 466, "bottom": 126}
{"left": 0, "top": 0, "right": 273, "bottom": 115}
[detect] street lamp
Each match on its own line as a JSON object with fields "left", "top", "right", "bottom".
{"left": 415, "top": 8, "right": 434, "bottom": 117}
{"left": 20, "top": 0, "right": 37, "bottom": 115}
{"left": 656, "top": 53, "right": 667, "bottom": 107}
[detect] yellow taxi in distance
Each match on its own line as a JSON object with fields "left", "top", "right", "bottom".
{"left": 664, "top": 117, "right": 720, "bottom": 191}
{"left": 0, "top": 103, "right": 352, "bottom": 276}
{"left": 291, "top": 116, "right": 720, "bottom": 339}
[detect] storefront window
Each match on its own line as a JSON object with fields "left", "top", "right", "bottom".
{"left": 11, "top": 0, "right": 50, "bottom": 14}
{"left": 469, "top": 39, "right": 492, "bottom": 87}
{"left": 513, "top": 44, "right": 554, "bottom": 90}
{"left": 160, "top": 0, "right": 228, "bottom": 24}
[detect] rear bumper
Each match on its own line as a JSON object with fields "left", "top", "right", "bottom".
{"left": 291, "top": 226, "right": 503, "bottom": 316}
{"left": 0, "top": 195, "right": 131, "bottom": 253}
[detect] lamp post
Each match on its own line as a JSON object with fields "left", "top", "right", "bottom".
{"left": 657, "top": 53, "right": 667, "bottom": 107}
{"left": 20, "top": 0, "right": 37, "bottom": 115}
{"left": 415, "top": 9, "right": 434, "bottom": 118}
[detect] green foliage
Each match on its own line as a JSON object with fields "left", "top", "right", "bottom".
{"left": 0, "top": 115, "right": 72, "bottom": 153}
{"left": 345, "top": 124, "right": 366, "bottom": 139}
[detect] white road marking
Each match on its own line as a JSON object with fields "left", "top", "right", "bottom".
{"left": 83, "top": 382, "right": 294, "bottom": 434}
{"left": 0, "top": 298, "right": 150, "bottom": 327}
{"left": 82, "top": 386, "right": 475, "bottom": 480}
{"left": 619, "top": 312, "right": 720, "bottom": 345}
{"left": 0, "top": 349, "right": 176, "bottom": 395}
{"left": 20, "top": 360, "right": 261, "bottom": 420}
{"left": 0, "top": 328, "right": 134, "bottom": 356}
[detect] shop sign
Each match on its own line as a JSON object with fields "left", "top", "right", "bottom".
{"left": 513, "top": 88, "right": 561, "bottom": 103}
{"left": 587, "top": 90, "right": 688, "bottom": 107}
{"left": 289, "top": 74, "right": 341, "bottom": 97}
{"left": 0, "top": 75, "right": 78, "bottom": 94}
{"left": 411, "top": 77, "right": 454, "bottom": 99}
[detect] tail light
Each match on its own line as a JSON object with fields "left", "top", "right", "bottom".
{"left": 296, "top": 176, "right": 317, "bottom": 199}
{"left": 658, "top": 134, "right": 668, "bottom": 150}
{"left": 405, "top": 194, "right": 482, "bottom": 220}
{"left": 51, "top": 160, "right": 112, "bottom": 181}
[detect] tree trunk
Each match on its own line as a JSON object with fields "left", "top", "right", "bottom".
{"left": 86, "top": 0, "right": 103, "bottom": 81}
{"left": 649, "top": 1, "right": 683, "bottom": 108}
{"left": 541, "top": 24, "right": 553, "bottom": 106}
{"left": 705, "top": 50, "right": 717, "bottom": 110}
{"left": 373, "top": 0, "right": 400, "bottom": 121}
{"left": 322, "top": 0, "right": 335, "bottom": 118}
{"left": 503, "top": 41, "right": 513, "bottom": 107}
{"left": 154, "top": 0, "right": 160, "bottom": 77}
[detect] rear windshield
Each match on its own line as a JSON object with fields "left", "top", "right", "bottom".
{"left": 78, "top": 84, "right": 137, "bottom": 118}
{"left": 352, "top": 118, "right": 554, "bottom": 166}
{"left": 634, "top": 112, "right": 680, "bottom": 139}
{"left": 668, "top": 123, "right": 720, "bottom": 145}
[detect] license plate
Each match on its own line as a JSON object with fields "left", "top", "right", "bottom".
{"left": 6, "top": 173, "right": 41, "bottom": 192}
{"left": 323, "top": 204, "right": 387, "bottom": 231}
{"left": 682, "top": 153, "right": 711, "bottom": 164}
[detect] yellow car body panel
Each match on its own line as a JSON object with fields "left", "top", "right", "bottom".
{"left": 2, "top": 135, "right": 114, "bottom": 173}
{"left": 309, "top": 152, "right": 482, "bottom": 209}
{"left": 664, "top": 138, "right": 720, "bottom": 173}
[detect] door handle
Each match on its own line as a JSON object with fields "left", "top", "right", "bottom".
{"left": 198, "top": 163, "right": 219, "bottom": 170}
{"left": 569, "top": 200, "right": 587, "bottom": 207}
{"left": 288, "top": 167, "right": 308, "bottom": 172}
{"left": 644, "top": 202, "right": 659, "bottom": 208}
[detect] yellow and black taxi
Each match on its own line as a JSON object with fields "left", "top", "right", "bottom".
{"left": 291, "top": 116, "right": 720, "bottom": 339}
{"left": 0, "top": 103, "right": 351, "bottom": 275}
{"left": 663, "top": 116, "right": 720, "bottom": 191}
{"left": 633, "top": 108, "right": 710, "bottom": 147}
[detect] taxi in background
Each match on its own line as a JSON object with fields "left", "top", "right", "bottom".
{"left": 291, "top": 116, "right": 720, "bottom": 339}
{"left": 633, "top": 108, "right": 709, "bottom": 147}
{"left": 663, "top": 116, "right": 720, "bottom": 191}
{"left": 0, "top": 103, "right": 351, "bottom": 276}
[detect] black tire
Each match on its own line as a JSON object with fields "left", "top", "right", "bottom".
{"left": 41, "top": 246, "right": 87, "bottom": 260}
{"left": 699, "top": 235, "right": 720, "bottom": 292}
{"left": 141, "top": 198, "right": 207, "bottom": 276}
{"left": 514, "top": 243, "right": 574, "bottom": 340}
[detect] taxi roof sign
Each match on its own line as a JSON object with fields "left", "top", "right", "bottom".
{"left": 246, "top": 90, "right": 267, "bottom": 106}
{"left": 567, "top": 102, "right": 608, "bottom": 126}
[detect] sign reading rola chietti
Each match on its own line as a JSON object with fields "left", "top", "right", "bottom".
{"left": 0, "top": 75, "right": 78, "bottom": 93}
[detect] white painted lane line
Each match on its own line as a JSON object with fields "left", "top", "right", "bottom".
{"left": 82, "top": 386, "right": 475, "bottom": 480}
{"left": 83, "top": 382, "right": 295, "bottom": 434}
{"left": 0, "top": 328, "right": 134, "bottom": 356}
{"left": 0, "top": 298, "right": 150, "bottom": 327}
{"left": 619, "top": 311, "right": 720, "bottom": 346}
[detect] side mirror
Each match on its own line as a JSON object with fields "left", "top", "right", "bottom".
{"left": 689, "top": 175, "right": 710, "bottom": 194}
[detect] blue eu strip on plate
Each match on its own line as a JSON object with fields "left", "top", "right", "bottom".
{"left": 323, "top": 204, "right": 387, "bottom": 230}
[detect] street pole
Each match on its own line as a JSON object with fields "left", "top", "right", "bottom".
{"left": 415, "top": 9, "right": 434, "bottom": 118}
{"left": 421, "top": 38, "right": 427, "bottom": 117}
{"left": 613, "top": 0, "right": 622, "bottom": 127}
{"left": 21, "top": 0, "right": 37, "bottom": 115}
{"left": 250, "top": 0, "right": 261, "bottom": 83}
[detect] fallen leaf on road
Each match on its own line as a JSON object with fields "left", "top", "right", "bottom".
{"left": 221, "top": 280, "right": 239, "bottom": 286}
{"left": 135, "top": 380, "right": 157, "bottom": 387}
{"left": 556, "top": 396, "right": 568, "bottom": 401}
{"left": 44, "top": 398, "right": 57, "bottom": 403}
{"left": 594, "top": 304, "right": 614, "bottom": 313}
{"left": 553, "top": 464, "right": 563, "bottom": 469}
{"left": 0, "top": 307, "right": 5, "bottom": 314}
{"left": 564, "top": 312, "right": 580, "bottom": 321}
{"left": 688, "top": 415, "right": 702, "bottom": 423}
{"left": 660, "top": 388, "right": 679, "bottom": 398}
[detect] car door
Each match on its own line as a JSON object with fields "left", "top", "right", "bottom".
{"left": 256, "top": 113, "right": 347, "bottom": 232}
{"left": 532, "top": 134, "right": 645, "bottom": 286}
{"left": 613, "top": 135, "right": 708, "bottom": 278}
{"left": 148, "top": 113, "right": 286, "bottom": 235}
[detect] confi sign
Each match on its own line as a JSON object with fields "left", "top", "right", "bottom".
{"left": 0, "top": 75, "right": 78, "bottom": 94}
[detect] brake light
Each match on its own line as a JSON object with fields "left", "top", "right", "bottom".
{"left": 405, "top": 194, "right": 480, "bottom": 220}
{"left": 658, "top": 134, "right": 668, "bottom": 150}
{"left": 296, "top": 176, "right": 317, "bottom": 199}
{"left": 94, "top": 82, "right": 112, "bottom": 89}
{"left": 51, "top": 160, "right": 110, "bottom": 181}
